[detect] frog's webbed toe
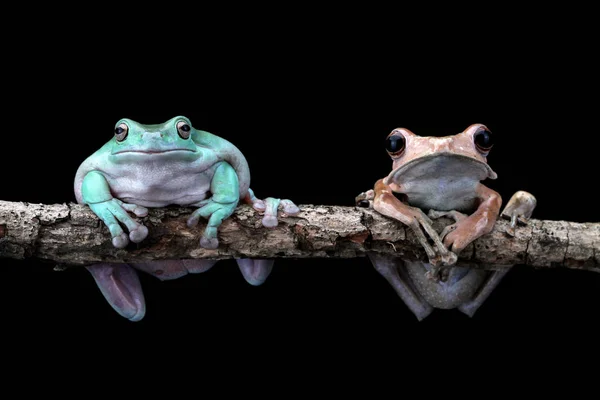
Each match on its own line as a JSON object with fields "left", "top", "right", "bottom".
{"left": 86, "top": 263, "right": 146, "bottom": 322}
{"left": 200, "top": 236, "right": 219, "bottom": 250}
{"left": 112, "top": 233, "right": 130, "bottom": 249}
{"left": 355, "top": 189, "right": 375, "bottom": 208}
{"left": 236, "top": 259, "right": 274, "bottom": 286}
{"left": 128, "top": 225, "right": 149, "bottom": 243}
{"left": 501, "top": 191, "right": 537, "bottom": 237}
{"left": 244, "top": 188, "right": 300, "bottom": 228}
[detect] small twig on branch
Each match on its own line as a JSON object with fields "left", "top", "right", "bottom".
{"left": 0, "top": 200, "right": 598, "bottom": 272}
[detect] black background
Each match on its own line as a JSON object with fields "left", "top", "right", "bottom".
{"left": 1, "top": 13, "right": 599, "bottom": 383}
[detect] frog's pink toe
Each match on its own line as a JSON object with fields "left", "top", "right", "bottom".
{"left": 129, "top": 225, "right": 148, "bottom": 243}
{"left": 262, "top": 215, "right": 279, "bottom": 228}
{"left": 200, "top": 237, "right": 219, "bottom": 249}
{"left": 133, "top": 206, "right": 149, "bottom": 217}
{"left": 252, "top": 200, "right": 266, "bottom": 212}
{"left": 237, "top": 259, "right": 274, "bottom": 286}
{"left": 112, "top": 233, "right": 129, "bottom": 249}
{"left": 281, "top": 200, "right": 300, "bottom": 215}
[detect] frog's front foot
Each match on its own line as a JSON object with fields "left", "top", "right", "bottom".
{"left": 406, "top": 208, "right": 457, "bottom": 269}
{"left": 244, "top": 188, "right": 300, "bottom": 228}
{"left": 187, "top": 198, "right": 238, "bottom": 249}
{"left": 89, "top": 198, "right": 149, "bottom": 248}
{"left": 355, "top": 189, "right": 375, "bottom": 208}
{"left": 501, "top": 191, "right": 537, "bottom": 237}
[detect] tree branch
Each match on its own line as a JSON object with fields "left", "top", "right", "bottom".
{"left": 0, "top": 200, "right": 598, "bottom": 272}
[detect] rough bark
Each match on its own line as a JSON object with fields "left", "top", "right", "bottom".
{"left": 0, "top": 200, "right": 598, "bottom": 272}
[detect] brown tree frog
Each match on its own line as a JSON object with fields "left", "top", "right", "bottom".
{"left": 356, "top": 124, "right": 536, "bottom": 320}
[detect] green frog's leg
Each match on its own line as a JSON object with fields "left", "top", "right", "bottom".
{"left": 187, "top": 162, "right": 240, "bottom": 249}
{"left": 82, "top": 171, "right": 149, "bottom": 248}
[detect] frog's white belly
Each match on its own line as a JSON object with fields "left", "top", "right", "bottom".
{"left": 402, "top": 177, "right": 479, "bottom": 212}
{"left": 105, "top": 163, "right": 217, "bottom": 207}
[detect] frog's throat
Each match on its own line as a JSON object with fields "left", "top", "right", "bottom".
{"left": 383, "top": 154, "right": 498, "bottom": 186}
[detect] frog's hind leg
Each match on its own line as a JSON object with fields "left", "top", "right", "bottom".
{"left": 244, "top": 188, "right": 300, "bottom": 228}
{"left": 86, "top": 263, "right": 145, "bottom": 322}
{"left": 368, "top": 253, "right": 434, "bottom": 321}
{"left": 236, "top": 259, "right": 274, "bottom": 286}
{"left": 457, "top": 267, "right": 511, "bottom": 317}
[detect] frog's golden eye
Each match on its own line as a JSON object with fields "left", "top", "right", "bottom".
{"left": 385, "top": 132, "right": 406, "bottom": 157}
{"left": 474, "top": 127, "right": 494, "bottom": 153}
{"left": 177, "top": 120, "right": 192, "bottom": 139}
{"left": 114, "top": 123, "right": 128, "bottom": 142}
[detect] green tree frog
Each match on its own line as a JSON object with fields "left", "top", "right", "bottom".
{"left": 356, "top": 124, "right": 536, "bottom": 320}
{"left": 74, "top": 116, "right": 299, "bottom": 321}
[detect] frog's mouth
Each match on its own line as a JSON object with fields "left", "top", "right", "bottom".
{"left": 384, "top": 154, "right": 498, "bottom": 186}
{"left": 112, "top": 148, "right": 196, "bottom": 155}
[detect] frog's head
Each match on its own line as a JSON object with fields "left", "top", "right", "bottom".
{"left": 383, "top": 124, "right": 498, "bottom": 186}
{"left": 109, "top": 116, "right": 199, "bottom": 162}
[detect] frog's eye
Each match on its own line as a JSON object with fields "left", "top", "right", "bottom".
{"left": 114, "top": 123, "right": 128, "bottom": 142}
{"left": 474, "top": 127, "right": 494, "bottom": 153}
{"left": 177, "top": 121, "right": 192, "bottom": 139}
{"left": 385, "top": 132, "right": 406, "bottom": 157}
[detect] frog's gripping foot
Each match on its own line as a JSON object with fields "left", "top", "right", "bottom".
{"left": 245, "top": 188, "right": 300, "bottom": 228}
{"left": 89, "top": 198, "right": 149, "bottom": 249}
{"left": 501, "top": 191, "right": 537, "bottom": 237}
{"left": 355, "top": 189, "right": 375, "bottom": 208}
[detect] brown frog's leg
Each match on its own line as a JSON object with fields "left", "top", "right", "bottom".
{"left": 371, "top": 179, "right": 457, "bottom": 268}
{"left": 368, "top": 253, "right": 434, "bottom": 321}
{"left": 457, "top": 267, "right": 512, "bottom": 317}
{"left": 441, "top": 183, "right": 502, "bottom": 253}
{"left": 457, "top": 191, "right": 536, "bottom": 316}
{"left": 86, "top": 263, "right": 146, "bottom": 322}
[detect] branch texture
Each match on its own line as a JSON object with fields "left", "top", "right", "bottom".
{"left": 0, "top": 200, "right": 598, "bottom": 272}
